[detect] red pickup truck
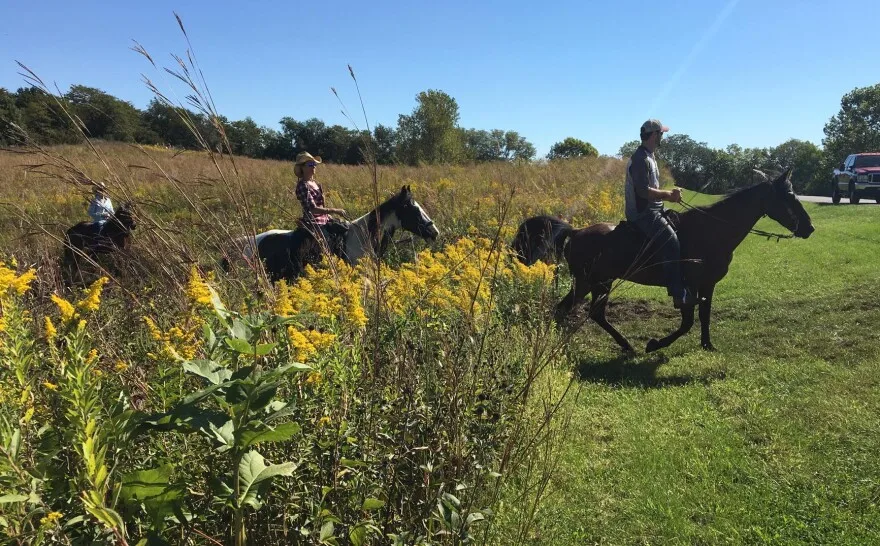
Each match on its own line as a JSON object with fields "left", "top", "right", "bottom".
{"left": 831, "top": 152, "right": 880, "bottom": 204}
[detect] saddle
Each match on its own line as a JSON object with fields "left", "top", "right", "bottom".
{"left": 615, "top": 209, "right": 681, "bottom": 237}
{"left": 296, "top": 218, "right": 351, "bottom": 258}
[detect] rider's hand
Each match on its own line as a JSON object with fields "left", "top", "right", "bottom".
{"left": 335, "top": 208, "right": 348, "bottom": 219}
{"left": 668, "top": 188, "right": 683, "bottom": 203}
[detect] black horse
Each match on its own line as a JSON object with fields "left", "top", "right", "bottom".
{"left": 554, "top": 169, "right": 814, "bottom": 353}
{"left": 231, "top": 186, "right": 440, "bottom": 282}
{"left": 62, "top": 203, "right": 136, "bottom": 285}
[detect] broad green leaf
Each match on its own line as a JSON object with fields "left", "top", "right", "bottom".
{"left": 237, "top": 451, "right": 295, "bottom": 507}
{"left": 0, "top": 494, "right": 27, "bottom": 504}
{"left": 120, "top": 465, "right": 171, "bottom": 500}
{"left": 179, "top": 383, "right": 224, "bottom": 406}
{"left": 361, "top": 498, "right": 385, "bottom": 511}
{"left": 225, "top": 338, "right": 253, "bottom": 354}
{"left": 466, "top": 512, "right": 486, "bottom": 525}
{"left": 183, "top": 360, "right": 231, "bottom": 385}
{"left": 238, "top": 422, "right": 300, "bottom": 450}
{"left": 349, "top": 524, "right": 367, "bottom": 546}
{"left": 255, "top": 343, "right": 276, "bottom": 356}
{"left": 203, "top": 322, "right": 217, "bottom": 349}
{"left": 9, "top": 429, "right": 20, "bottom": 459}
{"left": 207, "top": 284, "right": 230, "bottom": 321}
{"left": 208, "top": 420, "right": 235, "bottom": 451}
{"left": 319, "top": 521, "right": 335, "bottom": 541}
{"left": 340, "top": 458, "right": 367, "bottom": 468}
{"left": 230, "top": 318, "right": 251, "bottom": 341}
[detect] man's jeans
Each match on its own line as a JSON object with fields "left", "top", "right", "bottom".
{"left": 633, "top": 210, "right": 684, "bottom": 298}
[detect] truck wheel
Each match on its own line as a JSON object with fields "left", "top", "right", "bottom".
{"left": 849, "top": 182, "right": 860, "bottom": 204}
{"left": 831, "top": 184, "right": 841, "bottom": 204}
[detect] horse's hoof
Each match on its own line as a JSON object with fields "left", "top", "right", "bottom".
{"left": 646, "top": 338, "right": 661, "bottom": 353}
{"left": 701, "top": 342, "right": 717, "bottom": 352}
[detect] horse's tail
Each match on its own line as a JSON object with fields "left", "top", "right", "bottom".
{"left": 511, "top": 215, "right": 573, "bottom": 266}
{"left": 554, "top": 222, "right": 574, "bottom": 264}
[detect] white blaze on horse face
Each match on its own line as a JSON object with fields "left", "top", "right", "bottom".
{"left": 414, "top": 201, "right": 439, "bottom": 238}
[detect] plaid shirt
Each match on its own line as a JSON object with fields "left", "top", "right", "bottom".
{"left": 295, "top": 179, "right": 329, "bottom": 226}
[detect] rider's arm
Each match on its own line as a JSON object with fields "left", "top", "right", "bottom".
{"left": 631, "top": 157, "right": 678, "bottom": 202}
{"left": 310, "top": 206, "right": 345, "bottom": 215}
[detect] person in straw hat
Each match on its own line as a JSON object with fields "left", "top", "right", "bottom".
{"left": 293, "top": 151, "right": 349, "bottom": 255}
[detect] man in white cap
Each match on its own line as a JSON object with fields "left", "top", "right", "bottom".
{"left": 87, "top": 182, "right": 114, "bottom": 226}
{"left": 624, "top": 119, "right": 693, "bottom": 308}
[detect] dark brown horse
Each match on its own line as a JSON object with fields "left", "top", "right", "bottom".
{"left": 62, "top": 203, "right": 136, "bottom": 285}
{"left": 555, "top": 169, "right": 815, "bottom": 353}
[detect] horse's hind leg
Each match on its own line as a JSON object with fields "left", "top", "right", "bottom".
{"left": 646, "top": 304, "right": 696, "bottom": 353}
{"left": 588, "top": 284, "right": 635, "bottom": 353}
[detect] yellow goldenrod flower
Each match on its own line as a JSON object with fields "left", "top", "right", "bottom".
{"left": 114, "top": 361, "right": 128, "bottom": 372}
{"left": 305, "top": 371, "right": 322, "bottom": 385}
{"left": 76, "top": 276, "right": 108, "bottom": 313}
{"left": 0, "top": 265, "right": 36, "bottom": 299}
{"left": 43, "top": 381, "right": 58, "bottom": 391}
{"left": 22, "top": 406, "right": 34, "bottom": 424}
{"left": 186, "top": 265, "right": 213, "bottom": 307}
{"left": 274, "top": 280, "right": 294, "bottom": 316}
{"left": 40, "top": 511, "right": 63, "bottom": 526}
{"left": 44, "top": 316, "right": 57, "bottom": 342}
{"left": 50, "top": 294, "right": 77, "bottom": 324}
{"left": 317, "top": 416, "right": 332, "bottom": 427}
{"left": 142, "top": 316, "right": 163, "bottom": 341}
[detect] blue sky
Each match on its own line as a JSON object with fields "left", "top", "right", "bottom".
{"left": 1, "top": 0, "right": 878, "bottom": 157}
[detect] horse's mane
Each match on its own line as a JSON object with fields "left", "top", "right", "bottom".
{"left": 682, "top": 180, "right": 771, "bottom": 217}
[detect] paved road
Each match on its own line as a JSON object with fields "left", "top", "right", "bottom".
{"left": 797, "top": 195, "right": 879, "bottom": 204}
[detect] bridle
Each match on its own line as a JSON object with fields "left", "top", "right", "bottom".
{"left": 678, "top": 197, "right": 796, "bottom": 242}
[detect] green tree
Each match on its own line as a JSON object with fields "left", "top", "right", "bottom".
{"left": 0, "top": 88, "right": 23, "bottom": 145}
{"left": 769, "top": 139, "right": 824, "bottom": 194}
{"left": 822, "top": 83, "right": 880, "bottom": 167}
{"left": 463, "top": 129, "right": 536, "bottom": 162}
{"left": 262, "top": 128, "right": 294, "bottom": 161}
{"left": 396, "top": 90, "right": 465, "bottom": 165}
{"left": 618, "top": 140, "right": 640, "bottom": 159}
{"left": 65, "top": 85, "right": 142, "bottom": 142}
{"left": 225, "top": 117, "right": 265, "bottom": 157}
{"left": 141, "top": 99, "right": 202, "bottom": 149}
{"left": 14, "top": 87, "right": 80, "bottom": 145}
{"left": 372, "top": 124, "right": 397, "bottom": 164}
{"left": 546, "top": 137, "right": 598, "bottom": 160}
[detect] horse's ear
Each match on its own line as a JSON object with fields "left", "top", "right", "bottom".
{"left": 752, "top": 168, "right": 770, "bottom": 182}
{"left": 773, "top": 168, "right": 794, "bottom": 193}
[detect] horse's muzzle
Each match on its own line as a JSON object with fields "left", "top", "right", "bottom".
{"left": 797, "top": 224, "right": 815, "bottom": 239}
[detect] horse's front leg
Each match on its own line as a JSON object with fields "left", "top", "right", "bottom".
{"left": 698, "top": 285, "right": 716, "bottom": 351}
{"left": 646, "top": 303, "right": 696, "bottom": 353}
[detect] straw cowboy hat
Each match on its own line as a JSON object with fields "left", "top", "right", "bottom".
{"left": 293, "top": 152, "right": 322, "bottom": 178}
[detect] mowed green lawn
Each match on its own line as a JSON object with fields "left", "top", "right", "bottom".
{"left": 528, "top": 195, "right": 880, "bottom": 545}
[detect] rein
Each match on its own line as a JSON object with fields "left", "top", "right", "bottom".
{"left": 677, "top": 200, "right": 795, "bottom": 242}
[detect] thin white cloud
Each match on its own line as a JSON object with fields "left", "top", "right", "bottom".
{"left": 647, "top": 0, "right": 741, "bottom": 116}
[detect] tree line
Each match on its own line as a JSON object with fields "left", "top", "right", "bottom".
{"left": 0, "top": 86, "right": 544, "bottom": 165}
{"left": 1, "top": 81, "right": 878, "bottom": 194}
{"left": 620, "top": 83, "right": 880, "bottom": 195}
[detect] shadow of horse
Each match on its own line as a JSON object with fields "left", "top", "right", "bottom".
{"left": 574, "top": 352, "right": 725, "bottom": 388}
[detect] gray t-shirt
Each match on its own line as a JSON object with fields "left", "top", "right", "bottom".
{"left": 624, "top": 145, "right": 663, "bottom": 220}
